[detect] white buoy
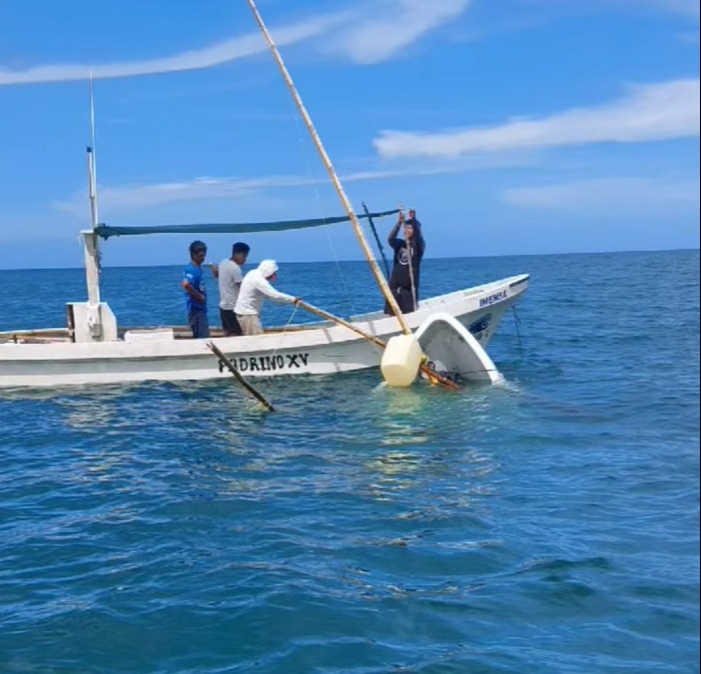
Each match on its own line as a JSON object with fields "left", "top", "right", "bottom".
{"left": 380, "top": 334, "right": 423, "bottom": 387}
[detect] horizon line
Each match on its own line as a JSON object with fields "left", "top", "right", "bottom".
{"left": 2, "top": 247, "right": 698, "bottom": 272}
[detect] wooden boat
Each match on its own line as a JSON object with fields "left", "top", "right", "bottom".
{"left": 0, "top": 273, "right": 527, "bottom": 388}
{"left": 0, "top": 1, "right": 529, "bottom": 390}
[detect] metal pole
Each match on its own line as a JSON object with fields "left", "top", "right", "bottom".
{"left": 84, "top": 73, "right": 102, "bottom": 310}
{"left": 88, "top": 73, "right": 99, "bottom": 229}
{"left": 363, "top": 201, "right": 391, "bottom": 279}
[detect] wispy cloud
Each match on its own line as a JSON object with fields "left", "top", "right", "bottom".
{"left": 677, "top": 30, "right": 701, "bottom": 42}
{"left": 502, "top": 176, "right": 700, "bottom": 216}
{"left": 53, "top": 154, "right": 527, "bottom": 217}
{"left": 323, "top": 0, "right": 471, "bottom": 64}
{"left": 641, "top": 0, "right": 700, "bottom": 19}
{"left": 0, "top": 15, "right": 344, "bottom": 86}
{"left": 0, "top": 1, "right": 472, "bottom": 87}
{"left": 533, "top": 0, "right": 700, "bottom": 20}
{"left": 53, "top": 170, "right": 431, "bottom": 216}
{"left": 374, "top": 79, "right": 701, "bottom": 159}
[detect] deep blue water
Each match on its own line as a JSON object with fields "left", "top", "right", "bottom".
{"left": 1, "top": 250, "right": 699, "bottom": 674}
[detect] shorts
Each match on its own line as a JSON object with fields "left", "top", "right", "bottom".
{"left": 237, "top": 314, "right": 263, "bottom": 336}
{"left": 219, "top": 309, "right": 242, "bottom": 336}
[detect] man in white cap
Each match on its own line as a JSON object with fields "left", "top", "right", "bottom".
{"left": 234, "top": 260, "right": 300, "bottom": 336}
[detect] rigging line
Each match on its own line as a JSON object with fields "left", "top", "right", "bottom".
{"left": 268, "top": 303, "right": 301, "bottom": 361}
{"left": 363, "top": 202, "right": 391, "bottom": 280}
{"left": 405, "top": 225, "right": 418, "bottom": 312}
{"left": 246, "top": 0, "right": 410, "bottom": 335}
{"left": 224, "top": 305, "right": 302, "bottom": 371}
{"left": 284, "top": 86, "right": 359, "bottom": 319}
{"left": 512, "top": 305, "right": 524, "bottom": 358}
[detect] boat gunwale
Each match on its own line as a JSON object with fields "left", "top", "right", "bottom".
{"left": 0, "top": 275, "right": 529, "bottom": 360}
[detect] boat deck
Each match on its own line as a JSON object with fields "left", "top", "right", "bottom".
{"left": 0, "top": 275, "right": 529, "bottom": 346}
{"left": 0, "top": 323, "right": 325, "bottom": 345}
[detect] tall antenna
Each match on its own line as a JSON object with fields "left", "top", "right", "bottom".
{"left": 86, "top": 71, "right": 99, "bottom": 229}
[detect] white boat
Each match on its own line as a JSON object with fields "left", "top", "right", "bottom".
{"left": 0, "top": 1, "right": 529, "bottom": 391}
{"left": 0, "top": 273, "right": 528, "bottom": 389}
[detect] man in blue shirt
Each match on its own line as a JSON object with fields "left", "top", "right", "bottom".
{"left": 182, "top": 240, "right": 209, "bottom": 338}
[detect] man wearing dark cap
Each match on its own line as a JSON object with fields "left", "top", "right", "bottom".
{"left": 181, "top": 240, "right": 209, "bottom": 338}
{"left": 211, "top": 242, "right": 250, "bottom": 336}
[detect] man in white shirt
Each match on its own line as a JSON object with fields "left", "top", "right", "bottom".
{"left": 234, "top": 259, "right": 300, "bottom": 336}
{"left": 211, "top": 242, "right": 250, "bottom": 336}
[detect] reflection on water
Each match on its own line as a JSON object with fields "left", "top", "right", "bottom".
{"left": 1, "top": 251, "right": 698, "bottom": 674}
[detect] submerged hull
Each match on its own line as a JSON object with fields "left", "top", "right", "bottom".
{"left": 0, "top": 275, "right": 528, "bottom": 389}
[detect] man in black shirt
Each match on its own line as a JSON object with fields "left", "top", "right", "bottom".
{"left": 384, "top": 209, "right": 425, "bottom": 315}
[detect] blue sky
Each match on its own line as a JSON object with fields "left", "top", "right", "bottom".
{"left": 0, "top": 0, "right": 699, "bottom": 269}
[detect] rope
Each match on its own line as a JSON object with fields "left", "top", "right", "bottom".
{"left": 406, "top": 238, "right": 418, "bottom": 312}
{"left": 268, "top": 302, "right": 301, "bottom": 360}
{"left": 285, "top": 90, "right": 359, "bottom": 319}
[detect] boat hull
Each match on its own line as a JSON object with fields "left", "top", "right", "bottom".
{"left": 0, "top": 275, "right": 528, "bottom": 389}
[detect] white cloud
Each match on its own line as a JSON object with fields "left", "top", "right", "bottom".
{"left": 52, "top": 169, "right": 434, "bottom": 216}
{"left": 0, "top": 15, "right": 344, "bottom": 86}
{"left": 502, "top": 177, "right": 700, "bottom": 216}
{"left": 642, "top": 0, "right": 700, "bottom": 19}
{"left": 324, "top": 0, "right": 471, "bottom": 64}
{"left": 0, "top": 1, "right": 471, "bottom": 87}
{"left": 53, "top": 153, "right": 528, "bottom": 217}
{"left": 374, "top": 79, "right": 701, "bottom": 159}
{"left": 533, "top": 0, "right": 700, "bottom": 20}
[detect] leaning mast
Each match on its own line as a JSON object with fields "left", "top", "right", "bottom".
{"left": 246, "top": 0, "right": 411, "bottom": 336}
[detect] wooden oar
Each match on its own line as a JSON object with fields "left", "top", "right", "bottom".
{"left": 207, "top": 341, "right": 275, "bottom": 412}
{"left": 296, "top": 300, "right": 460, "bottom": 391}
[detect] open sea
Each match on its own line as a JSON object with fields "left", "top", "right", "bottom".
{"left": 0, "top": 249, "right": 699, "bottom": 674}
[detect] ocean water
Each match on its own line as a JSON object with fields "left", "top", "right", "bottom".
{"left": 0, "top": 250, "right": 699, "bottom": 674}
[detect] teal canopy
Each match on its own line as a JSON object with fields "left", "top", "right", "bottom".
{"left": 94, "top": 209, "right": 400, "bottom": 240}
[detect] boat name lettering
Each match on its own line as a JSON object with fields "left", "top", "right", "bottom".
{"left": 228, "top": 353, "right": 310, "bottom": 372}
{"left": 479, "top": 291, "right": 507, "bottom": 308}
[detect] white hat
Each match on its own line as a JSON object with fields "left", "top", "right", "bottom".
{"left": 258, "top": 259, "right": 279, "bottom": 278}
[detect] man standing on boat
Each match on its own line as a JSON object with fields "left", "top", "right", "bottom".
{"left": 234, "top": 260, "right": 300, "bottom": 336}
{"left": 210, "top": 242, "right": 250, "bottom": 336}
{"left": 384, "top": 209, "right": 425, "bottom": 315}
{"left": 182, "top": 240, "right": 209, "bottom": 339}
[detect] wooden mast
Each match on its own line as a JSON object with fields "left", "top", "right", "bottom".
{"left": 246, "top": 0, "right": 411, "bottom": 336}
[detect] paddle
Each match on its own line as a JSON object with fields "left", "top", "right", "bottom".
{"left": 207, "top": 341, "right": 275, "bottom": 412}
{"left": 295, "top": 300, "right": 460, "bottom": 391}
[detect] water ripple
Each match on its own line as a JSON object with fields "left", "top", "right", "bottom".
{"left": 1, "top": 251, "right": 698, "bottom": 673}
